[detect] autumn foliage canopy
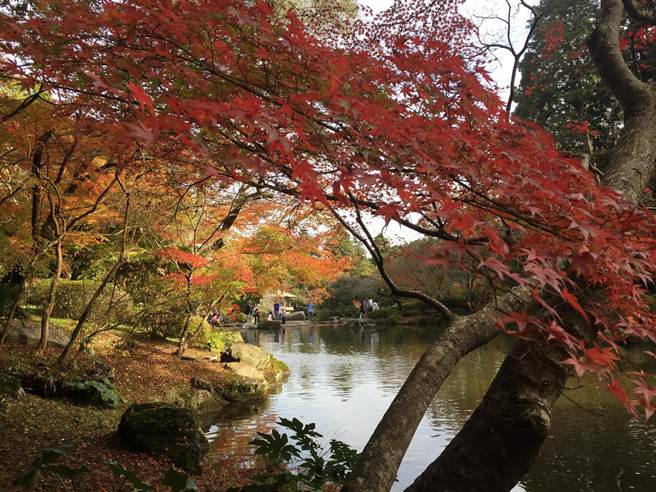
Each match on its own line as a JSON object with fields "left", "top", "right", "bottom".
{"left": 2, "top": 0, "right": 656, "bottom": 415}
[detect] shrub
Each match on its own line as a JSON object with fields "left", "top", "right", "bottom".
{"left": 235, "top": 417, "right": 358, "bottom": 491}
{"left": 0, "top": 282, "right": 20, "bottom": 316}
{"left": 137, "top": 303, "right": 188, "bottom": 339}
{"left": 207, "top": 330, "right": 243, "bottom": 353}
{"left": 27, "top": 279, "right": 133, "bottom": 323}
{"left": 316, "top": 305, "right": 358, "bottom": 321}
{"left": 367, "top": 305, "right": 401, "bottom": 320}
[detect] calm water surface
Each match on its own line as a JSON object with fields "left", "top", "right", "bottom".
{"left": 202, "top": 323, "right": 656, "bottom": 491}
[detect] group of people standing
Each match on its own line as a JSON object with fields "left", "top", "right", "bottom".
{"left": 358, "top": 298, "right": 379, "bottom": 319}
{"left": 271, "top": 302, "right": 287, "bottom": 323}
{"left": 207, "top": 300, "right": 317, "bottom": 328}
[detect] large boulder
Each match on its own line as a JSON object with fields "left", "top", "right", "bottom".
{"left": 285, "top": 310, "right": 306, "bottom": 321}
{"left": 3, "top": 320, "right": 68, "bottom": 348}
{"left": 118, "top": 403, "right": 209, "bottom": 474}
{"left": 18, "top": 374, "right": 120, "bottom": 408}
{"left": 220, "top": 379, "right": 267, "bottom": 402}
{"left": 221, "top": 342, "right": 290, "bottom": 385}
{"left": 224, "top": 362, "right": 265, "bottom": 381}
{"left": 60, "top": 378, "right": 120, "bottom": 408}
{"left": 221, "top": 342, "right": 270, "bottom": 370}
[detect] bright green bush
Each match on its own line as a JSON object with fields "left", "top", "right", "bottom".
{"left": 207, "top": 330, "right": 243, "bottom": 353}
{"left": 237, "top": 417, "right": 358, "bottom": 491}
{"left": 137, "top": 303, "right": 187, "bottom": 339}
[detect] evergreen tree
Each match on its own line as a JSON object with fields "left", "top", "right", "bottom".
{"left": 514, "top": 0, "right": 622, "bottom": 156}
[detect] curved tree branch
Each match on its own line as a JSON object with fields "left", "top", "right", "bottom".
{"left": 588, "top": 0, "right": 656, "bottom": 203}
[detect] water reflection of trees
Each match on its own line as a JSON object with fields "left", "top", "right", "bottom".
{"left": 523, "top": 402, "right": 656, "bottom": 491}
{"left": 318, "top": 324, "right": 438, "bottom": 357}
{"left": 236, "top": 325, "right": 656, "bottom": 491}
{"left": 328, "top": 360, "right": 355, "bottom": 400}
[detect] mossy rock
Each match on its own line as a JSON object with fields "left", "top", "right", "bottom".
{"left": 118, "top": 403, "right": 209, "bottom": 474}
{"left": 220, "top": 379, "right": 266, "bottom": 402}
{"left": 271, "top": 356, "right": 290, "bottom": 375}
{"left": 0, "top": 374, "right": 25, "bottom": 399}
{"left": 18, "top": 373, "right": 120, "bottom": 407}
{"left": 221, "top": 342, "right": 270, "bottom": 369}
{"left": 60, "top": 378, "right": 121, "bottom": 408}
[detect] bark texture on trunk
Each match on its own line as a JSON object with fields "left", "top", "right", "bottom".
{"left": 405, "top": 340, "right": 566, "bottom": 492}
{"left": 57, "top": 258, "right": 121, "bottom": 365}
{"left": 588, "top": 0, "right": 656, "bottom": 203}
{"left": 341, "top": 287, "right": 530, "bottom": 492}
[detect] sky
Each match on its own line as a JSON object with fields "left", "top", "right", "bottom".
{"left": 355, "top": 0, "right": 535, "bottom": 243}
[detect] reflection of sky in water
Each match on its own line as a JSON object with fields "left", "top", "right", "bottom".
{"left": 203, "top": 324, "right": 656, "bottom": 491}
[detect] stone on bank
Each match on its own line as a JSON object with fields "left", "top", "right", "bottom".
{"left": 118, "top": 403, "right": 209, "bottom": 474}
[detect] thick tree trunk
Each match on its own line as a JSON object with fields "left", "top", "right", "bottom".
{"left": 37, "top": 238, "right": 63, "bottom": 352}
{"left": 587, "top": 0, "right": 656, "bottom": 204}
{"left": 341, "top": 287, "right": 530, "bottom": 492}
{"left": 346, "top": 2, "right": 656, "bottom": 491}
{"left": 405, "top": 340, "right": 567, "bottom": 492}
{"left": 403, "top": 2, "right": 656, "bottom": 490}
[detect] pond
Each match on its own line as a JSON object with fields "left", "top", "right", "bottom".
{"left": 202, "top": 323, "right": 656, "bottom": 491}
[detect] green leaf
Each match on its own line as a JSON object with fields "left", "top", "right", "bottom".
{"left": 45, "top": 464, "right": 89, "bottom": 480}
{"left": 106, "top": 461, "right": 153, "bottom": 491}
{"left": 14, "top": 458, "right": 42, "bottom": 490}
{"left": 160, "top": 468, "right": 200, "bottom": 492}
{"left": 14, "top": 444, "right": 74, "bottom": 490}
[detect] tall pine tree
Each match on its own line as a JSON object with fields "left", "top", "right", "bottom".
{"left": 514, "top": 0, "right": 622, "bottom": 158}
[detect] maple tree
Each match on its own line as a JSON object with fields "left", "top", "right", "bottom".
{"left": 0, "top": 94, "right": 128, "bottom": 352}
{"left": 2, "top": 0, "right": 656, "bottom": 490}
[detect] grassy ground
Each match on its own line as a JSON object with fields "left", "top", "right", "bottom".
{"left": 0, "top": 334, "right": 263, "bottom": 491}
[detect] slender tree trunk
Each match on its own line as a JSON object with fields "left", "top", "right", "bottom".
{"left": 177, "top": 273, "right": 195, "bottom": 356}
{"left": 177, "top": 312, "right": 193, "bottom": 356}
{"left": 57, "top": 193, "right": 130, "bottom": 366}
{"left": 1, "top": 132, "right": 52, "bottom": 348}
{"left": 37, "top": 238, "right": 63, "bottom": 352}
{"left": 57, "top": 260, "right": 121, "bottom": 366}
